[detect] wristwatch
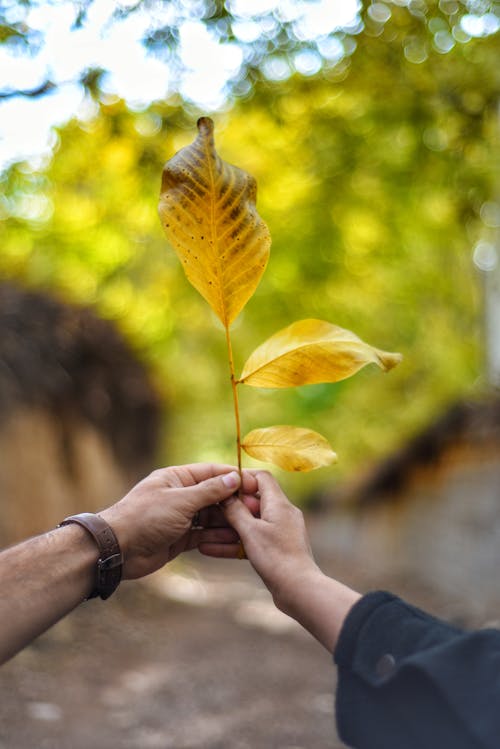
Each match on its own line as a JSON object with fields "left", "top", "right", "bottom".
{"left": 58, "top": 512, "right": 123, "bottom": 600}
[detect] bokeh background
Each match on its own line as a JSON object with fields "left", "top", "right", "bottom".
{"left": 2, "top": 0, "right": 500, "bottom": 497}
{"left": 1, "top": 2, "right": 500, "bottom": 747}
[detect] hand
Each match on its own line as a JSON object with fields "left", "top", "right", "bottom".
{"left": 217, "top": 471, "right": 361, "bottom": 651}
{"left": 100, "top": 464, "right": 258, "bottom": 580}
{"left": 0, "top": 464, "right": 258, "bottom": 666}
{"left": 214, "top": 471, "right": 322, "bottom": 616}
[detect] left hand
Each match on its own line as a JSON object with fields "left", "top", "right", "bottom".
{"left": 100, "top": 464, "right": 258, "bottom": 579}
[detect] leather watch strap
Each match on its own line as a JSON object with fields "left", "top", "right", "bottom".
{"left": 59, "top": 512, "right": 123, "bottom": 600}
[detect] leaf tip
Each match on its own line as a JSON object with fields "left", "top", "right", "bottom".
{"left": 379, "top": 351, "right": 403, "bottom": 372}
{"left": 197, "top": 116, "right": 214, "bottom": 136}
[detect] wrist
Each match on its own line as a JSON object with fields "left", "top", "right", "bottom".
{"left": 59, "top": 513, "right": 123, "bottom": 600}
{"left": 272, "top": 563, "right": 325, "bottom": 618}
{"left": 274, "top": 568, "right": 361, "bottom": 651}
{"left": 99, "top": 506, "right": 129, "bottom": 560}
{"left": 55, "top": 523, "right": 100, "bottom": 599}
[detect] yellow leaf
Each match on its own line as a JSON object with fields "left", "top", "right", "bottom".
{"left": 238, "top": 318, "right": 402, "bottom": 388}
{"left": 242, "top": 425, "right": 337, "bottom": 472}
{"left": 158, "top": 117, "right": 271, "bottom": 326}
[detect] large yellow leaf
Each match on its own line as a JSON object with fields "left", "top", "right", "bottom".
{"left": 242, "top": 425, "right": 337, "bottom": 472}
{"left": 238, "top": 318, "right": 402, "bottom": 388}
{"left": 158, "top": 117, "right": 271, "bottom": 327}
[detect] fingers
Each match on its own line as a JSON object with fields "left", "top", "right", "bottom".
{"left": 184, "top": 525, "right": 239, "bottom": 552}
{"left": 220, "top": 471, "right": 287, "bottom": 538}
{"left": 158, "top": 463, "right": 259, "bottom": 492}
{"left": 241, "top": 493, "right": 261, "bottom": 517}
{"left": 195, "top": 527, "right": 242, "bottom": 558}
{"left": 199, "top": 493, "right": 259, "bottom": 528}
{"left": 176, "top": 463, "right": 239, "bottom": 484}
{"left": 197, "top": 523, "right": 244, "bottom": 559}
{"left": 255, "top": 471, "right": 290, "bottom": 516}
{"left": 182, "top": 470, "right": 242, "bottom": 511}
{"left": 179, "top": 465, "right": 261, "bottom": 514}
{"left": 197, "top": 527, "right": 240, "bottom": 545}
{"left": 198, "top": 503, "right": 228, "bottom": 528}
{"left": 199, "top": 542, "right": 242, "bottom": 558}
{"left": 221, "top": 494, "right": 255, "bottom": 541}
{"left": 240, "top": 471, "right": 259, "bottom": 496}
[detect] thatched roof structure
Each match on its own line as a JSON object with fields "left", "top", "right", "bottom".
{"left": 0, "top": 281, "right": 161, "bottom": 471}
{"left": 352, "top": 398, "right": 500, "bottom": 507}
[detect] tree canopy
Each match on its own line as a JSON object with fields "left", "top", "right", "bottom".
{"left": 1, "top": 0, "right": 500, "bottom": 498}
{"left": 1, "top": 0, "right": 499, "bottom": 104}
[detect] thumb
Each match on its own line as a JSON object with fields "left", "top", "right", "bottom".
{"left": 183, "top": 470, "right": 241, "bottom": 511}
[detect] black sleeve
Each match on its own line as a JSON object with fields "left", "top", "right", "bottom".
{"left": 333, "top": 591, "right": 500, "bottom": 749}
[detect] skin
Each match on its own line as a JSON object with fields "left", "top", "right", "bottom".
{"left": 0, "top": 464, "right": 359, "bottom": 665}
{"left": 210, "top": 470, "right": 362, "bottom": 653}
{"left": 0, "top": 463, "right": 258, "bottom": 666}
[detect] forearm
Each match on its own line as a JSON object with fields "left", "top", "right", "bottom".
{"left": 220, "top": 474, "right": 362, "bottom": 652}
{"left": 0, "top": 464, "right": 246, "bottom": 665}
{"left": 278, "top": 570, "right": 361, "bottom": 652}
{"left": 0, "top": 524, "right": 98, "bottom": 665}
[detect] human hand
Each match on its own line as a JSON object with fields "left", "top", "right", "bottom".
{"left": 217, "top": 471, "right": 361, "bottom": 651}
{"left": 100, "top": 464, "right": 258, "bottom": 580}
{"left": 214, "top": 471, "right": 322, "bottom": 618}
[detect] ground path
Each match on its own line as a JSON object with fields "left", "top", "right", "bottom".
{"left": 0, "top": 539, "right": 343, "bottom": 749}
{"left": 0, "top": 514, "right": 480, "bottom": 749}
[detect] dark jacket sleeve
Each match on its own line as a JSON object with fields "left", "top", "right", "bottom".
{"left": 333, "top": 591, "right": 500, "bottom": 749}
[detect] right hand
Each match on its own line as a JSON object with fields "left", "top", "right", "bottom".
{"left": 208, "top": 470, "right": 361, "bottom": 652}
{"left": 100, "top": 463, "right": 258, "bottom": 580}
{"left": 214, "top": 471, "right": 323, "bottom": 617}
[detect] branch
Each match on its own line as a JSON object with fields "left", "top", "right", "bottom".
{"left": 0, "top": 80, "right": 56, "bottom": 100}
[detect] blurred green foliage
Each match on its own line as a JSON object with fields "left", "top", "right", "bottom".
{"left": 2, "top": 1, "right": 500, "bottom": 102}
{"left": 1, "top": 6, "right": 500, "bottom": 499}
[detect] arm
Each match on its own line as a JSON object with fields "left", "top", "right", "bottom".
{"left": 218, "top": 471, "right": 500, "bottom": 749}
{"left": 207, "top": 471, "right": 361, "bottom": 652}
{"left": 0, "top": 464, "right": 255, "bottom": 666}
{"left": 0, "top": 523, "right": 101, "bottom": 665}
{"left": 218, "top": 470, "right": 361, "bottom": 651}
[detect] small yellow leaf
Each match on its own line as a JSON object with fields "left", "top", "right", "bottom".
{"left": 238, "top": 318, "right": 402, "bottom": 388}
{"left": 158, "top": 117, "right": 271, "bottom": 327}
{"left": 242, "top": 425, "right": 337, "bottom": 472}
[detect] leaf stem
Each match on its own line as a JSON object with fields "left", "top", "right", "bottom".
{"left": 224, "top": 323, "right": 242, "bottom": 473}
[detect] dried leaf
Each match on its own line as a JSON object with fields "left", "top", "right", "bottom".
{"left": 242, "top": 425, "right": 337, "bottom": 472}
{"left": 158, "top": 117, "right": 271, "bottom": 326}
{"left": 239, "top": 318, "right": 402, "bottom": 388}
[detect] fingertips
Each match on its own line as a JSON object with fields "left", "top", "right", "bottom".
{"left": 198, "top": 543, "right": 243, "bottom": 559}
{"left": 221, "top": 471, "right": 241, "bottom": 490}
{"left": 188, "top": 471, "right": 241, "bottom": 510}
{"left": 220, "top": 494, "right": 254, "bottom": 536}
{"left": 255, "top": 470, "right": 289, "bottom": 506}
{"left": 240, "top": 470, "right": 259, "bottom": 495}
{"left": 241, "top": 493, "right": 261, "bottom": 517}
{"left": 255, "top": 470, "right": 278, "bottom": 490}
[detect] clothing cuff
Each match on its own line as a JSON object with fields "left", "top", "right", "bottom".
{"left": 333, "top": 590, "right": 464, "bottom": 686}
{"left": 333, "top": 591, "right": 397, "bottom": 668}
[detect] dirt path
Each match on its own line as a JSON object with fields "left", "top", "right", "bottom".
{"left": 0, "top": 552, "right": 343, "bottom": 749}
{"left": 1, "top": 513, "right": 483, "bottom": 749}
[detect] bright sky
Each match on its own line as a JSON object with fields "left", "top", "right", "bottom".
{"left": 0, "top": 0, "right": 498, "bottom": 173}
{"left": 0, "top": 0, "right": 363, "bottom": 171}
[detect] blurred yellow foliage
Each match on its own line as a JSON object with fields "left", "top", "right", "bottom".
{"left": 1, "top": 23, "right": 499, "bottom": 498}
